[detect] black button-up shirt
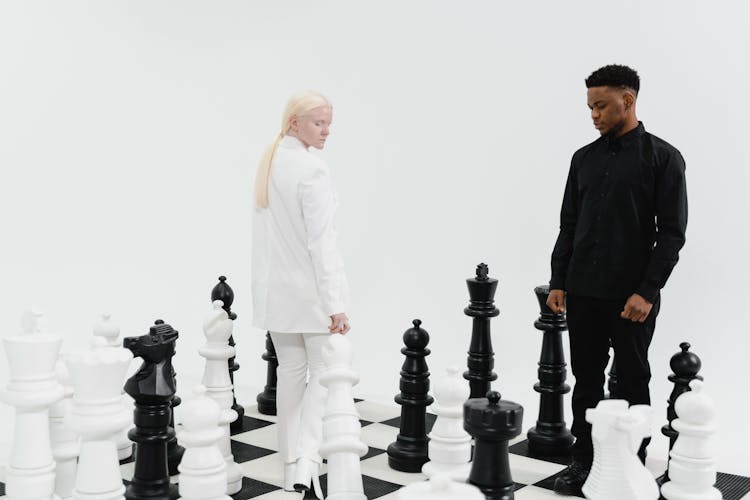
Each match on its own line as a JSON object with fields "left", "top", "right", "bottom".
{"left": 550, "top": 122, "right": 688, "bottom": 302}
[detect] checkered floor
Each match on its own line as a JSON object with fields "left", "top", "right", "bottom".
{"left": 1, "top": 400, "right": 749, "bottom": 499}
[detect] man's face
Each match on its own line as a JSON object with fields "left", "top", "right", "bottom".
{"left": 587, "top": 86, "right": 631, "bottom": 136}
{"left": 292, "top": 105, "right": 332, "bottom": 150}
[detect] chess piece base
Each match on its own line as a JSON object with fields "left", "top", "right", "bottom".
{"left": 526, "top": 426, "right": 574, "bottom": 456}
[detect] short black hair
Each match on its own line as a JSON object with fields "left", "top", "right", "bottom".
{"left": 585, "top": 64, "right": 640, "bottom": 94}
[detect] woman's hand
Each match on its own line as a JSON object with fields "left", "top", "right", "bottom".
{"left": 329, "top": 313, "right": 351, "bottom": 334}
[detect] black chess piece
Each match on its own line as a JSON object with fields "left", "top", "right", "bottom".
{"left": 211, "top": 276, "right": 245, "bottom": 431}
{"left": 387, "top": 319, "right": 434, "bottom": 472}
{"left": 123, "top": 321, "right": 180, "bottom": 500}
{"left": 465, "top": 391, "right": 524, "bottom": 500}
{"left": 256, "top": 331, "right": 278, "bottom": 415}
{"left": 526, "top": 285, "right": 574, "bottom": 456}
{"left": 464, "top": 263, "right": 500, "bottom": 398}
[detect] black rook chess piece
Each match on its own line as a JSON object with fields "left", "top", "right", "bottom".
{"left": 526, "top": 285, "right": 574, "bottom": 456}
{"left": 387, "top": 319, "right": 434, "bottom": 472}
{"left": 465, "top": 391, "right": 524, "bottom": 500}
{"left": 464, "top": 263, "right": 500, "bottom": 398}
{"left": 256, "top": 331, "right": 278, "bottom": 415}
{"left": 123, "top": 321, "right": 180, "bottom": 500}
{"left": 211, "top": 276, "right": 246, "bottom": 431}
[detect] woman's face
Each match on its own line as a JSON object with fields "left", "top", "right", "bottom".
{"left": 291, "top": 105, "right": 332, "bottom": 149}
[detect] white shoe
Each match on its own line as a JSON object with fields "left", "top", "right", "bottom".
{"left": 283, "top": 462, "right": 296, "bottom": 492}
{"left": 293, "top": 457, "right": 323, "bottom": 499}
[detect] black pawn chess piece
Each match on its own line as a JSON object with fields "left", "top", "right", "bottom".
{"left": 526, "top": 285, "right": 574, "bottom": 456}
{"left": 465, "top": 391, "right": 524, "bottom": 500}
{"left": 256, "top": 331, "right": 278, "bottom": 415}
{"left": 211, "top": 275, "right": 245, "bottom": 431}
{"left": 387, "top": 319, "right": 434, "bottom": 472}
{"left": 123, "top": 321, "right": 180, "bottom": 500}
{"left": 464, "top": 263, "right": 500, "bottom": 398}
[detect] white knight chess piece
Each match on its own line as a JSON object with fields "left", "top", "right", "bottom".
{"left": 396, "top": 474, "right": 484, "bottom": 500}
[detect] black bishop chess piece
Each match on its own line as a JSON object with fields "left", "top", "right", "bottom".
{"left": 123, "top": 321, "right": 180, "bottom": 500}
{"left": 465, "top": 390, "right": 524, "bottom": 500}
{"left": 211, "top": 275, "right": 246, "bottom": 431}
{"left": 256, "top": 331, "right": 278, "bottom": 415}
{"left": 387, "top": 319, "right": 434, "bottom": 472}
{"left": 526, "top": 285, "right": 574, "bottom": 456}
{"left": 464, "top": 263, "right": 500, "bottom": 398}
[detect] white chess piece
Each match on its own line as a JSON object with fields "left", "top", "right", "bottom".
{"left": 49, "top": 359, "right": 78, "bottom": 500}
{"left": 1, "top": 310, "right": 64, "bottom": 500}
{"left": 422, "top": 366, "right": 472, "bottom": 480}
{"left": 660, "top": 379, "right": 722, "bottom": 500}
{"left": 318, "top": 334, "right": 368, "bottom": 500}
{"left": 177, "top": 388, "right": 232, "bottom": 500}
{"left": 67, "top": 348, "right": 133, "bottom": 500}
{"left": 199, "top": 300, "right": 242, "bottom": 495}
{"left": 396, "top": 474, "right": 484, "bottom": 500}
{"left": 582, "top": 399, "right": 658, "bottom": 500}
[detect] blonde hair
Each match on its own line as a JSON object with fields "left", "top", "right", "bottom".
{"left": 254, "top": 90, "right": 331, "bottom": 208}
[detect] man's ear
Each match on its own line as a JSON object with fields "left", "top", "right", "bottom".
{"left": 623, "top": 91, "right": 635, "bottom": 111}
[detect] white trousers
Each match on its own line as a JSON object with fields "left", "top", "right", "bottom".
{"left": 270, "top": 331, "right": 329, "bottom": 465}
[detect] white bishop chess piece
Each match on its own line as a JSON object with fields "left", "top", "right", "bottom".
{"left": 1, "top": 310, "right": 64, "bottom": 500}
{"left": 199, "top": 300, "right": 242, "bottom": 495}
{"left": 396, "top": 474, "right": 484, "bottom": 500}
{"left": 421, "top": 366, "right": 472, "bottom": 480}
{"left": 49, "top": 359, "right": 78, "bottom": 500}
{"left": 582, "top": 399, "right": 658, "bottom": 500}
{"left": 660, "top": 379, "right": 722, "bottom": 500}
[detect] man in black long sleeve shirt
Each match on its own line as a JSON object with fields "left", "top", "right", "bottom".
{"left": 548, "top": 65, "right": 688, "bottom": 496}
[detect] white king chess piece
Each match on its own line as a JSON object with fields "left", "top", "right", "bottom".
{"left": 318, "top": 334, "right": 368, "bottom": 500}
{"left": 660, "top": 379, "right": 722, "bottom": 500}
{"left": 582, "top": 400, "right": 658, "bottom": 500}
{"left": 1, "top": 310, "right": 64, "bottom": 500}
{"left": 199, "top": 300, "right": 242, "bottom": 495}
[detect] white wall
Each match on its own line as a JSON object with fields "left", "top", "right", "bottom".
{"left": 1, "top": 0, "right": 747, "bottom": 476}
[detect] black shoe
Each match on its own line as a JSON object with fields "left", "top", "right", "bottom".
{"left": 553, "top": 461, "right": 590, "bottom": 497}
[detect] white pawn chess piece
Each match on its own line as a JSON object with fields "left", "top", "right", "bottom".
{"left": 582, "top": 400, "right": 658, "bottom": 500}
{"left": 90, "top": 314, "right": 133, "bottom": 461}
{"left": 422, "top": 366, "right": 472, "bottom": 480}
{"left": 67, "top": 348, "right": 133, "bottom": 500}
{"left": 396, "top": 474, "right": 484, "bottom": 500}
{"left": 1, "top": 310, "right": 64, "bottom": 500}
{"left": 199, "top": 300, "right": 242, "bottom": 495}
{"left": 318, "top": 334, "right": 368, "bottom": 500}
{"left": 177, "top": 388, "right": 232, "bottom": 500}
{"left": 660, "top": 379, "right": 722, "bottom": 500}
{"left": 49, "top": 359, "right": 78, "bottom": 500}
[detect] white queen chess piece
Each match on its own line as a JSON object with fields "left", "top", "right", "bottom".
{"left": 660, "top": 379, "right": 722, "bottom": 500}
{"left": 582, "top": 399, "right": 658, "bottom": 500}
{"left": 396, "top": 474, "right": 484, "bottom": 500}
{"left": 49, "top": 359, "right": 78, "bottom": 500}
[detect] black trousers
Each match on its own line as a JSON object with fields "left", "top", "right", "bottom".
{"left": 566, "top": 293, "right": 660, "bottom": 465}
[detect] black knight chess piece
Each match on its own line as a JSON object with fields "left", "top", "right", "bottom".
{"left": 256, "top": 331, "right": 278, "bottom": 415}
{"left": 123, "top": 321, "right": 180, "bottom": 500}
{"left": 464, "top": 263, "right": 500, "bottom": 398}
{"left": 387, "top": 319, "right": 434, "bottom": 472}
{"left": 526, "top": 285, "right": 574, "bottom": 456}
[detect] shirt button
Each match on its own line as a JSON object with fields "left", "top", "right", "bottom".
{"left": 604, "top": 172, "right": 609, "bottom": 176}
{"left": 600, "top": 192, "right": 605, "bottom": 197}
{"left": 596, "top": 216, "right": 601, "bottom": 221}
{"left": 593, "top": 260, "right": 598, "bottom": 265}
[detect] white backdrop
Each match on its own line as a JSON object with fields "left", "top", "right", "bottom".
{"left": 1, "top": 0, "right": 748, "bottom": 476}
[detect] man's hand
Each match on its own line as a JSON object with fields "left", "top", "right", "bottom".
{"left": 329, "top": 313, "right": 351, "bottom": 334}
{"left": 620, "top": 294, "right": 653, "bottom": 323}
{"left": 547, "top": 289, "right": 566, "bottom": 314}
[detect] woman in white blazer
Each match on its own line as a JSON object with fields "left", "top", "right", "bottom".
{"left": 251, "top": 91, "right": 350, "bottom": 498}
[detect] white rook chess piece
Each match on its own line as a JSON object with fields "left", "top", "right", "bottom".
{"left": 318, "top": 334, "right": 368, "bottom": 500}
{"left": 49, "top": 359, "right": 78, "bottom": 500}
{"left": 660, "top": 379, "right": 722, "bottom": 500}
{"left": 422, "top": 366, "right": 472, "bottom": 480}
{"left": 90, "top": 314, "right": 134, "bottom": 461}
{"left": 582, "top": 400, "right": 658, "bottom": 500}
{"left": 396, "top": 474, "right": 484, "bottom": 500}
{"left": 1, "top": 310, "right": 64, "bottom": 500}
{"left": 177, "top": 388, "right": 232, "bottom": 500}
{"left": 199, "top": 300, "right": 242, "bottom": 495}
{"left": 67, "top": 348, "right": 133, "bottom": 500}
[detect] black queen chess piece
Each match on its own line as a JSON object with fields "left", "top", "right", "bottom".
{"left": 387, "top": 319, "right": 434, "bottom": 472}
{"left": 123, "top": 320, "right": 180, "bottom": 500}
{"left": 526, "top": 285, "right": 574, "bottom": 456}
{"left": 464, "top": 263, "right": 500, "bottom": 398}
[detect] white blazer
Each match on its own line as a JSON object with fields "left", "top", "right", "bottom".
{"left": 251, "top": 135, "right": 349, "bottom": 333}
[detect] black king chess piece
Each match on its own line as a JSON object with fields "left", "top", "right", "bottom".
{"left": 123, "top": 321, "right": 180, "bottom": 500}
{"left": 526, "top": 285, "right": 574, "bottom": 456}
{"left": 465, "top": 391, "right": 524, "bottom": 500}
{"left": 464, "top": 263, "right": 500, "bottom": 398}
{"left": 387, "top": 319, "right": 434, "bottom": 472}
{"left": 211, "top": 275, "right": 246, "bottom": 431}
{"left": 256, "top": 331, "right": 278, "bottom": 415}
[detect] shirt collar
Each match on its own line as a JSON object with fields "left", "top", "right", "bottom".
{"left": 278, "top": 134, "right": 309, "bottom": 151}
{"left": 605, "top": 121, "right": 646, "bottom": 150}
